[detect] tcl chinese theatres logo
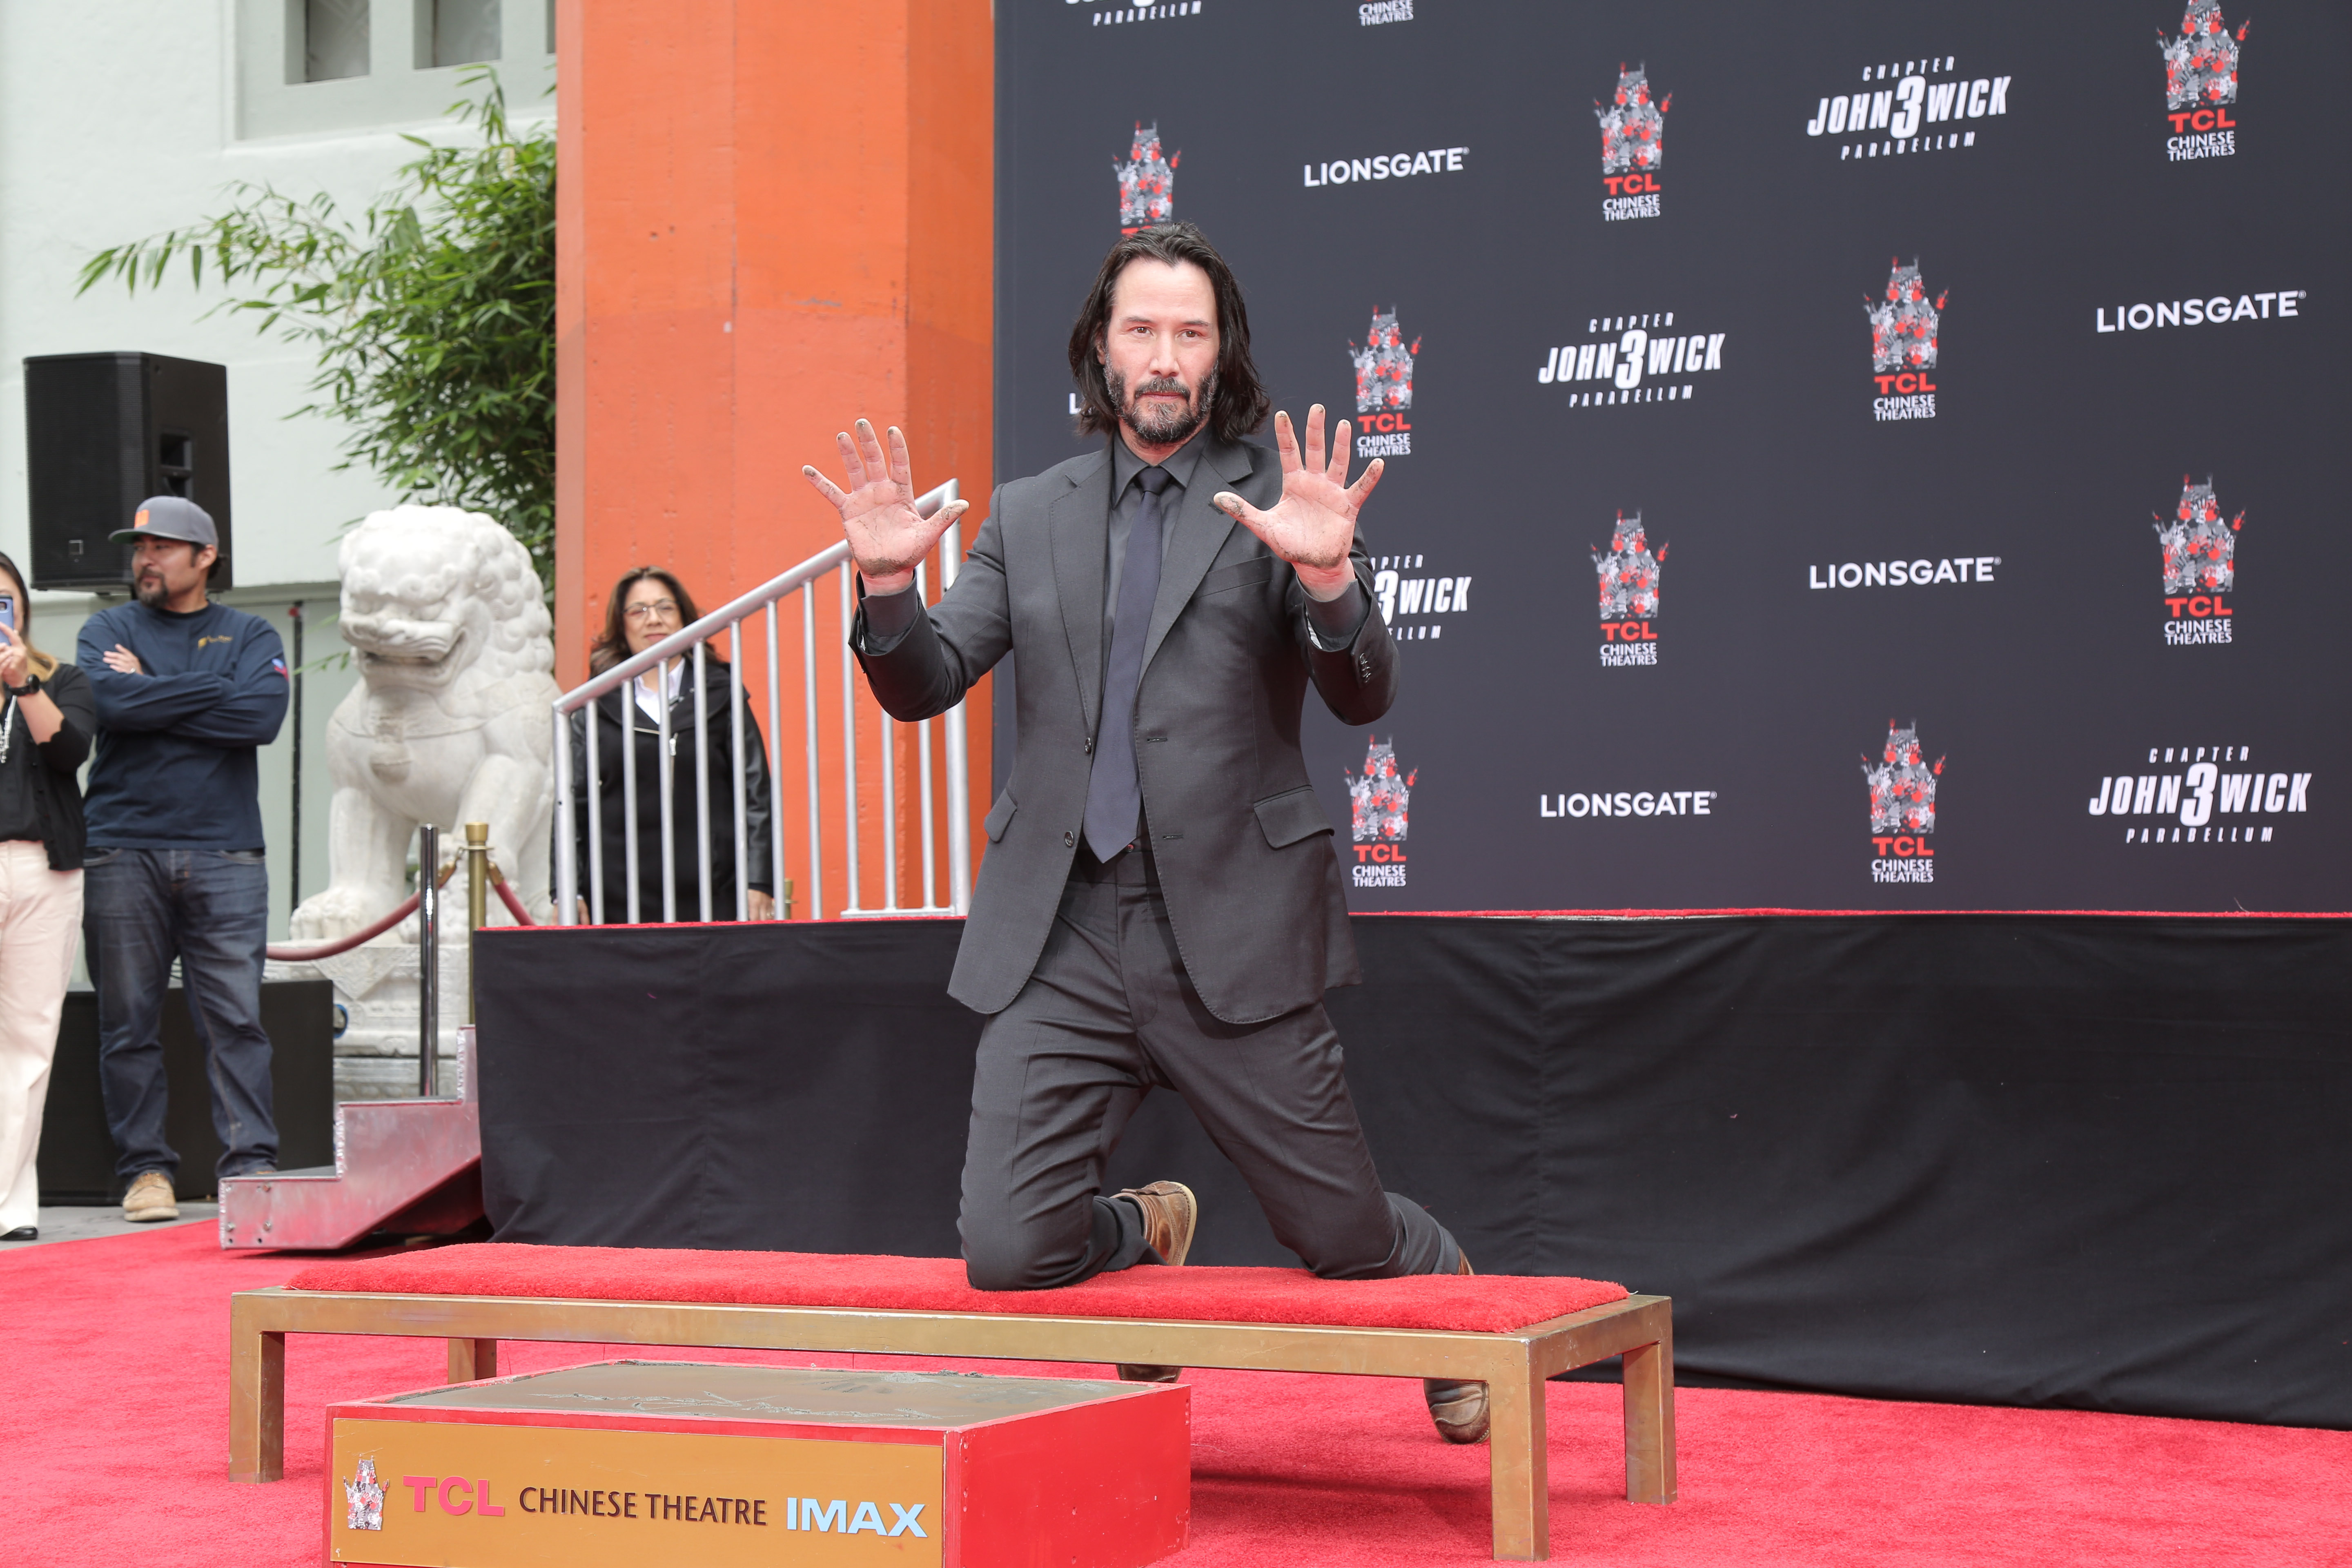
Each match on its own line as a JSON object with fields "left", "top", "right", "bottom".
{"left": 1864, "top": 720, "right": 1942, "bottom": 883}
{"left": 1349, "top": 307, "right": 1419, "bottom": 459}
{"left": 1592, "top": 510, "right": 1665, "bottom": 666}
{"left": 2160, "top": 0, "right": 2247, "bottom": 160}
{"left": 2154, "top": 474, "right": 2241, "bottom": 645}
{"left": 1114, "top": 122, "right": 1178, "bottom": 232}
{"left": 1596, "top": 63, "right": 1669, "bottom": 220}
{"left": 1867, "top": 258, "right": 1946, "bottom": 421}
{"left": 1346, "top": 736, "right": 1414, "bottom": 889}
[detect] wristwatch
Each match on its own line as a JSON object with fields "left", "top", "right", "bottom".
{"left": 5, "top": 674, "right": 40, "bottom": 698}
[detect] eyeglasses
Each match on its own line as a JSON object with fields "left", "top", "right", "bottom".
{"left": 622, "top": 598, "right": 681, "bottom": 621}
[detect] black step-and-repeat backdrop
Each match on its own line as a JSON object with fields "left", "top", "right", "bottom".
{"left": 995, "top": 0, "right": 2350, "bottom": 913}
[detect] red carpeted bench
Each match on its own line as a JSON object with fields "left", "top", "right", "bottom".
{"left": 230, "top": 1244, "right": 1674, "bottom": 1561}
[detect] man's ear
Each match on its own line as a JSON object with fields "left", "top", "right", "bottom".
{"left": 195, "top": 544, "right": 220, "bottom": 575}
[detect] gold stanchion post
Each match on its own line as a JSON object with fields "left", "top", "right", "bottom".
{"left": 464, "top": 822, "right": 490, "bottom": 1025}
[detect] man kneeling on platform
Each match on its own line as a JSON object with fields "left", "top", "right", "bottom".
{"left": 802, "top": 224, "right": 1485, "bottom": 1444}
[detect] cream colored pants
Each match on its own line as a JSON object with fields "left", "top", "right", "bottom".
{"left": 0, "top": 840, "right": 83, "bottom": 1232}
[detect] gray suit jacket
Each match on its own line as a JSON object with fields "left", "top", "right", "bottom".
{"left": 853, "top": 434, "right": 1399, "bottom": 1023}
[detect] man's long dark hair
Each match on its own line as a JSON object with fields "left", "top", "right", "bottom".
{"left": 1067, "top": 223, "right": 1271, "bottom": 445}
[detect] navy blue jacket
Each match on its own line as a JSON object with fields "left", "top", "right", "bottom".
{"left": 79, "top": 599, "right": 289, "bottom": 851}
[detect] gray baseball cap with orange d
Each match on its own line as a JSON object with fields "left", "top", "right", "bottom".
{"left": 111, "top": 495, "right": 219, "bottom": 550}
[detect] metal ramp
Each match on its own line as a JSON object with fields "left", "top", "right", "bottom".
{"left": 217, "top": 1027, "right": 483, "bottom": 1251}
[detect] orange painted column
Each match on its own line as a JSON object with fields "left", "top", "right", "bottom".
{"left": 555, "top": 0, "right": 993, "bottom": 918}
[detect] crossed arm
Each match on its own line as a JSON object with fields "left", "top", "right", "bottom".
{"left": 79, "top": 625, "right": 289, "bottom": 746}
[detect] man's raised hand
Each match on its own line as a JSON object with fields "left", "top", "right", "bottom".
{"left": 800, "top": 420, "right": 970, "bottom": 595}
{"left": 1210, "top": 406, "right": 1381, "bottom": 600}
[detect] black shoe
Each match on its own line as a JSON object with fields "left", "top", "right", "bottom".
{"left": 1, "top": 1227, "right": 35, "bottom": 1241}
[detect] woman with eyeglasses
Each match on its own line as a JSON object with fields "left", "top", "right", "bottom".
{"left": 567, "top": 567, "right": 778, "bottom": 923}
{"left": 0, "top": 552, "right": 96, "bottom": 1241}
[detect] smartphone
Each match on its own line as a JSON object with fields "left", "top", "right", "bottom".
{"left": 0, "top": 596, "right": 14, "bottom": 634}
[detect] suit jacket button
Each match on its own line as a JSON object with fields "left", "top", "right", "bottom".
{"left": 1063, "top": 830, "right": 1075, "bottom": 847}
{"left": 1083, "top": 737, "right": 1093, "bottom": 754}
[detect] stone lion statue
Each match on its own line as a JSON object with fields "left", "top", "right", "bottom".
{"left": 291, "top": 506, "right": 559, "bottom": 939}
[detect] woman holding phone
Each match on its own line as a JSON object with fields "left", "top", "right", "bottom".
{"left": 0, "top": 552, "right": 95, "bottom": 1242}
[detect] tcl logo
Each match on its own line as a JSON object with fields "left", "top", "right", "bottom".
{"left": 1872, "top": 835, "right": 1934, "bottom": 857}
{"left": 2166, "top": 107, "right": 2235, "bottom": 134}
{"left": 403, "top": 1475, "right": 506, "bottom": 1517}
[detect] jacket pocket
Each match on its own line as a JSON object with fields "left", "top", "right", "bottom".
{"left": 1200, "top": 557, "right": 1278, "bottom": 596}
{"left": 1253, "top": 785, "right": 1333, "bottom": 849}
{"left": 983, "top": 791, "right": 1018, "bottom": 843}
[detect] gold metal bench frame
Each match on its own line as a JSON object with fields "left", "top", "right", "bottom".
{"left": 229, "top": 1286, "right": 1673, "bottom": 1561}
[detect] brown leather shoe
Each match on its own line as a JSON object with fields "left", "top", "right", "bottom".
{"left": 122, "top": 1170, "right": 179, "bottom": 1223}
{"left": 1424, "top": 1250, "right": 1489, "bottom": 1443}
{"left": 1114, "top": 1180, "right": 1198, "bottom": 1383}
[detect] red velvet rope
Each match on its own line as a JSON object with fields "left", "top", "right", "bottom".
{"left": 264, "top": 860, "right": 466, "bottom": 962}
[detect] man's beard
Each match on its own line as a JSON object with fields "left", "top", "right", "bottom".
{"left": 1109, "top": 366, "right": 1217, "bottom": 447}
{"left": 134, "top": 575, "right": 167, "bottom": 607}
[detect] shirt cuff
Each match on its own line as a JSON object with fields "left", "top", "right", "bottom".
{"left": 1304, "top": 580, "right": 1370, "bottom": 650}
{"left": 856, "top": 582, "right": 924, "bottom": 655}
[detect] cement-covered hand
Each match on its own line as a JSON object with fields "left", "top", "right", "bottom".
{"left": 1211, "top": 405, "right": 1383, "bottom": 601}
{"left": 800, "top": 419, "right": 971, "bottom": 595}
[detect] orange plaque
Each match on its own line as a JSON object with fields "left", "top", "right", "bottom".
{"left": 326, "top": 1361, "right": 1188, "bottom": 1568}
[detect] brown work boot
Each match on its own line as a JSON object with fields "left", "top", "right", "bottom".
{"left": 1424, "top": 1251, "right": 1489, "bottom": 1443}
{"left": 1114, "top": 1180, "right": 1198, "bottom": 1383}
{"left": 122, "top": 1170, "right": 179, "bottom": 1223}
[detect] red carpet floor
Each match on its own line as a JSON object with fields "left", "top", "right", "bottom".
{"left": 7, "top": 1224, "right": 2347, "bottom": 1567}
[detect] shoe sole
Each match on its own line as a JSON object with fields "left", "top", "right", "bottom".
{"left": 124, "top": 1209, "right": 180, "bottom": 1223}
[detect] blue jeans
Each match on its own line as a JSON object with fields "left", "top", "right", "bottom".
{"left": 83, "top": 848, "right": 277, "bottom": 1181}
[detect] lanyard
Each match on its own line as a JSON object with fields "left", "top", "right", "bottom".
{"left": 0, "top": 695, "right": 15, "bottom": 767}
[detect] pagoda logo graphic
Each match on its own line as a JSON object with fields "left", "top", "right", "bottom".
{"left": 1597, "top": 63, "right": 1669, "bottom": 220}
{"left": 1592, "top": 510, "right": 1666, "bottom": 666}
{"left": 1864, "top": 720, "right": 1942, "bottom": 882}
{"left": 2160, "top": 1, "right": 2248, "bottom": 160}
{"left": 1867, "top": 258, "right": 1945, "bottom": 421}
{"left": 343, "top": 1456, "right": 386, "bottom": 1531}
{"left": 1349, "top": 307, "right": 1419, "bottom": 460}
{"left": 1114, "top": 122, "right": 1178, "bottom": 233}
{"left": 2156, "top": 474, "right": 2241, "bottom": 645}
{"left": 1346, "top": 736, "right": 1414, "bottom": 889}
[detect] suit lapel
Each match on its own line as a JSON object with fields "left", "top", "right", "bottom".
{"left": 1139, "top": 437, "right": 1249, "bottom": 679}
{"left": 1046, "top": 448, "right": 1111, "bottom": 734}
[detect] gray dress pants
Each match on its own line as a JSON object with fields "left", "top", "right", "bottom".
{"left": 958, "top": 846, "right": 1459, "bottom": 1290}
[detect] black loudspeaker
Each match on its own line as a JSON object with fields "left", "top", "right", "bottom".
{"left": 22, "top": 352, "right": 234, "bottom": 592}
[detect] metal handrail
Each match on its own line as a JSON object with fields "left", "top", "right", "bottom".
{"left": 552, "top": 481, "right": 971, "bottom": 925}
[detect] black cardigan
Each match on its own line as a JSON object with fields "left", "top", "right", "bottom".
{"left": 4, "top": 661, "right": 93, "bottom": 870}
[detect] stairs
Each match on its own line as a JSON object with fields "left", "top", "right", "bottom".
{"left": 217, "top": 1027, "right": 484, "bottom": 1250}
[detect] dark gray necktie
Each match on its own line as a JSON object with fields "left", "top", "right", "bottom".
{"left": 1084, "top": 466, "right": 1173, "bottom": 860}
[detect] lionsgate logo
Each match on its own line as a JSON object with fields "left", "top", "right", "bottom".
{"left": 1349, "top": 307, "right": 1419, "bottom": 459}
{"left": 1112, "top": 122, "right": 1178, "bottom": 232}
{"left": 2087, "top": 744, "right": 2310, "bottom": 844}
{"left": 1535, "top": 313, "right": 1724, "bottom": 409}
{"left": 1539, "top": 788, "right": 1718, "bottom": 820}
{"left": 2094, "top": 288, "right": 2304, "bottom": 334}
{"left": 1371, "top": 555, "right": 1469, "bottom": 644}
{"left": 1346, "top": 736, "right": 1414, "bottom": 888}
{"left": 1867, "top": 258, "right": 1946, "bottom": 421}
{"left": 2159, "top": 0, "right": 2248, "bottom": 160}
{"left": 2154, "top": 475, "right": 2242, "bottom": 645}
{"left": 1301, "top": 145, "right": 1468, "bottom": 189}
{"left": 1809, "top": 555, "right": 2000, "bottom": 590}
{"left": 1592, "top": 511, "right": 1665, "bottom": 666}
{"left": 1863, "top": 720, "right": 1943, "bottom": 883}
{"left": 1595, "top": 64, "right": 1670, "bottom": 221}
{"left": 1804, "top": 56, "right": 2011, "bottom": 160}
{"left": 1070, "top": 0, "right": 1206, "bottom": 29}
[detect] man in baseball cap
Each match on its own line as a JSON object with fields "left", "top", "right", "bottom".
{"left": 109, "top": 495, "right": 220, "bottom": 556}
{"left": 80, "top": 494, "right": 286, "bottom": 1222}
